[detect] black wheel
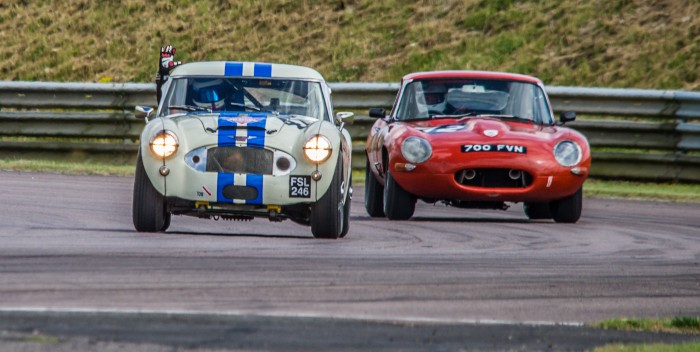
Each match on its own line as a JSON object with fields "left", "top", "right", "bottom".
{"left": 311, "top": 155, "right": 344, "bottom": 239}
{"left": 161, "top": 212, "right": 172, "bottom": 231}
{"left": 551, "top": 187, "right": 583, "bottom": 223}
{"left": 364, "top": 159, "right": 385, "bottom": 217}
{"left": 340, "top": 175, "right": 352, "bottom": 238}
{"left": 383, "top": 170, "right": 416, "bottom": 220}
{"left": 524, "top": 202, "right": 552, "bottom": 220}
{"left": 132, "top": 152, "right": 168, "bottom": 232}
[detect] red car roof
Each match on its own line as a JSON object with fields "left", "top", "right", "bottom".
{"left": 403, "top": 70, "right": 542, "bottom": 84}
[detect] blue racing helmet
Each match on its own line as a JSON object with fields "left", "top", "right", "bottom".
{"left": 192, "top": 79, "right": 226, "bottom": 110}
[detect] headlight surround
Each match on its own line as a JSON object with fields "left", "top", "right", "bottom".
{"left": 553, "top": 140, "right": 582, "bottom": 167}
{"left": 150, "top": 130, "right": 179, "bottom": 158}
{"left": 401, "top": 136, "right": 432, "bottom": 163}
{"left": 184, "top": 147, "right": 207, "bottom": 172}
{"left": 303, "top": 135, "right": 332, "bottom": 163}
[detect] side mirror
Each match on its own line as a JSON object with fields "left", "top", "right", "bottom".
{"left": 135, "top": 106, "right": 155, "bottom": 122}
{"left": 559, "top": 111, "right": 576, "bottom": 124}
{"left": 369, "top": 107, "right": 386, "bottom": 119}
{"left": 335, "top": 111, "right": 354, "bottom": 126}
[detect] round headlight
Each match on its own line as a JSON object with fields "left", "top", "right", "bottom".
{"left": 150, "top": 130, "right": 179, "bottom": 158}
{"left": 303, "top": 135, "right": 332, "bottom": 163}
{"left": 401, "top": 136, "right": 432, "bottom": 164}
{"left": 553, "top": 140, "right": 582, "bottom": 167}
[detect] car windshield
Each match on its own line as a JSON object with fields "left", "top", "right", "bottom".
{"left": 160, "top": 77, "right": 329, "bottom": 120}
{"left": 394, "top": 79, "right": 552, "bottom": 124}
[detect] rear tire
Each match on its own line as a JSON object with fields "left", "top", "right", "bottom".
{"left": 551, "top": 187, "right": 583, "bottom": 223}
{"left": 364, "top": 159, "right": 385, "bottom": 217}
{"left": 133, "top": 152, "right": 168, "bottom": 232}
{"left": 311, "top": 155, "right": 344, "bottom": 239}
{"left": 524, "top": 202, "right": 552, "bottom": 220}
{"left": 383, "top": 170, "right": 416, "bottom": 220}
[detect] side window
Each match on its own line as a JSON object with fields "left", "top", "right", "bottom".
{"left": 394, "top": 86, "right": 409, "bottom": 120}
{"left": 307, "top": 84, "right": 322, "bottom": 120}
{"left": 534, "top": 87, "right": 553, "bottom": 124}
{"left": 396, "top": 84, "right": 420, "bottom": 120}
{"left": 160, "top": 79, "right": 188, "bottom": 116}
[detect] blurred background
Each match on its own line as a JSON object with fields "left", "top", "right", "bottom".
{"left": 0, "top": 0, "right": 697, "bottom": 88}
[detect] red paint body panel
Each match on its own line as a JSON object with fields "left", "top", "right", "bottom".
{"left": 365, "top": 71, "right": 590, "bottom": 204}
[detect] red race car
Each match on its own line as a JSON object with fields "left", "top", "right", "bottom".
{"left": 364, "top": 71, "right": 590, "bottom": 222}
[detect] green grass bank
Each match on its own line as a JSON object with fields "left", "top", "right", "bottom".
{"left": 1, "top": 0, "right": 698, "bottom": 89}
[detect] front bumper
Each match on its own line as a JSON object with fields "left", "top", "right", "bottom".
{"left": 143, "top": 146, "right": 339, "bottom": 207}
{"left": 390, "top": 158, "right": 588, "bottom": 203}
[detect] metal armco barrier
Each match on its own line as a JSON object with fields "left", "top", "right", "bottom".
{"left": 1, "top": 81, "right": 699, "bottom": 182}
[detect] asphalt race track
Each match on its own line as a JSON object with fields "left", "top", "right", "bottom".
{"left": 0, "top": 171, "right": 699, "bottom": 351}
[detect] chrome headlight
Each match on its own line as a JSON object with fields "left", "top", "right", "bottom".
{"left": 150, "top": 130, "right": 179, "bottom": 158}
{"left": 303, "top": 135, "right": 332, "bottom": 163}
{"left": 554, "top": 140, "right": 582, "bottom": 167}
{"left": 401, "top": 136, "right": 432, "bottom": 163}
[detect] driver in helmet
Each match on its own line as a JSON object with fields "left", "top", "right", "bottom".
{"left": 192, "top": 78, "right": 228, "bottom": 111}
{"left": 420, "top": 84, "right": 447, "bottom": 116}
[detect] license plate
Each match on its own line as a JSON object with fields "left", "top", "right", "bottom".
{"left": 461, "top": 144, "right": 527, "bottom": 154}
{"left": 289, "top": 175, "right": 311, "bottom": 198}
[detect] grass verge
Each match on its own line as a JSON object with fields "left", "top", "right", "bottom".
{"left": 21, "top": 335, "right": 60, "bottom": 344}
{"left": 1, "top": 160, "right": 698, "bottom": 203}
{"left": 0, "top": 159, "right": 134, "bottom": 177}
{"left": 594, "top": 317, "right": 700, "bottom": 335}
{"left": 590, "top": 317, "right": 700, "bottom": 352}
{"left": 584, "top": 179, "right": 700, "bottom": 203}
{"left": 593, "top": 342, "right": 700, "bottom": 352}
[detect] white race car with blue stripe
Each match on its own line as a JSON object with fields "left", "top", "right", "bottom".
{"left": 133, "top": 61, "right": 354, "bottom": 239}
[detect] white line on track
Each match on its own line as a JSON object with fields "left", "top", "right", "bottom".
{"left": 0, "top": 307, "right": 585, "bottom": 327}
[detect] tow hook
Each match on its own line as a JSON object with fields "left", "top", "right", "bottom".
{"left": 267, "top": 205, "right": 283, "bottom": 222}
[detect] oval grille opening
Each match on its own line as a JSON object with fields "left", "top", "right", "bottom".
{"left": 455, "top": 168, "right": 533, "bottom": 188}
{"left": 206, "top": 147, "right": 273, "bottom": 174}
{"left": 222, "top": 185, "right": 259, "bottom": 200}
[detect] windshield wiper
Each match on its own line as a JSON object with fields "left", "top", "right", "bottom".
{"left": 169, "top": 105, "right": 210, "bottom": 112}
{"left": 488, "top": 114, "right": 533, "bottom": 123}
{"left": 430, "top": 112, "right": 480, "bottom": 119}
{"left": 229, "top": 102, "right": 262, "bottom": 112}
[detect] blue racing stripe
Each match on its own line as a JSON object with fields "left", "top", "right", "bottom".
{"left": 217, "top": 114, "right": 236, "bottom": 203}
{"left": 245, "top": 174, "right": 263, "bottom": 204}
{"left": 217, "top": 113, "right": 238, "bottom": 146}
{"left": 215, "top": 113, "right": 268, "bottom": 205}
{"left": 246, "top": 114, "right": 267, "bottom": 148}
{"left": 246, "top": 128, "right": 266, "bottom": 148}
{"left": 253, "top": 63, "right": 272, "bottom": 77}
{"left": 244, "top": 115, "right": 266, "bottom": 203}
{"left": 217, "top": 173, "right": 234, "bottom": 203}
{"left": 225, "top": 62, "right": 243, "bottom": 76}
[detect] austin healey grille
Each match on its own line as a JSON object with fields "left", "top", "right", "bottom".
{"left": 455, "top": 168, "right": 533, "bottom": 188}
{"left": 206, "top": 147, "right": 273, "bottom": 174}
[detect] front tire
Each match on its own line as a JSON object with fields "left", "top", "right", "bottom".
{"left": 161, "top": 212, "right": 172, "bottom": 231}
{"left": 311, "top": 155, "right": 345, "bottom": 239}
{"left": 524, "top": 202, "right": 552, "bottom": 220}
{"left": 383, "top": 170, "right": 416, "bottom": 220}
{"left": 340, "top": 175, "right": 352, "bottom": 238}
{"left": 133, "top": 152, "right": 169, "bottom": 232}
{"left": 551, "top": 187, "right": 583, "bottom": 223}
{"left": 364, "top": 159, "right": 385, "bottom": 217}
